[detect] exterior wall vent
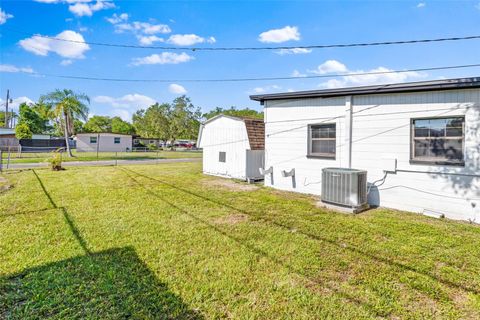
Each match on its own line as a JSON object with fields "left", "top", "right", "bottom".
{"left": 321, "top": 168, "right": 368, "bottom": 212}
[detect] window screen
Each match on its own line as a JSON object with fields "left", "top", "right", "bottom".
{"left": 308, "top": 124, "right": 336, "bottom": 158}
{"left": 90, "top": 136, "right": 97, "bottom": 144}
{"left": 219, "top": 151, "right": 226, "bottom": 162}
{"left": 114, "top": 137, "right": 121, "bottom": 144}
{"left": 412, "top": 117, "right": 464, "bottom": 164}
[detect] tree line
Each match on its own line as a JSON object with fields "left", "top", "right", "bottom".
{"left": 11, "top": 88, "right": 263, "bottom": 157}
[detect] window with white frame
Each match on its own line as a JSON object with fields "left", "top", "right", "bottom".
{"left": 114, "top": 137, "right": 121, "bottom": 144}
{"left": 90, "top": 136, "right": 97, "bottom": 144}
{"left": 411, "top": 116, "right": 465, "bottom": 165}
{"left": 307, "top": 123, "right": 336, "bottom": 158}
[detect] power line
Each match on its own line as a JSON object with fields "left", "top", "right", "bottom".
{"left": 14, "top": 63, "right": 480, "bottom": 83}
{"left": 4, "top": 28, "right": 480, "bottom": 51}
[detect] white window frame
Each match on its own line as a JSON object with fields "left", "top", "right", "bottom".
{"left": 307, "top": 123, "right": 336, "bottom": 159}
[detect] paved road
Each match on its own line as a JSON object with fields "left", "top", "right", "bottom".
{"left": 4, "top": 157, "right": 201, "bottom": 170}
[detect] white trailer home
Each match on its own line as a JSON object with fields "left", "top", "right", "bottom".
{"left": 251, "top": 77, "right": 480, "bottom": 223}
{"left": 197, "top": 115, "right": 265, "bottom": 181}
{"left": 76, "top": 133, "right": 132, "bottom": 152}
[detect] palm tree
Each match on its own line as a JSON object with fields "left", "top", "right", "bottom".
{"left": 40, "top": 89, "right": 89, "bottom": 157}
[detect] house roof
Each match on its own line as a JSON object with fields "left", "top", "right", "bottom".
{"left": 250, "top": 76, "right": 480, "bottom": 103}
{"left": 197, "top": 114, "right": 265, "bottom": 150}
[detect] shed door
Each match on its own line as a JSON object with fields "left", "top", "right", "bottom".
{"left": 218, "top": 151, "right": 227, "bottom": 175}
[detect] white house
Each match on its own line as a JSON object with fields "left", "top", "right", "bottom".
{"left": 197, "top": 115, "right": 265, "bottom": 181}
{"left": 250, "top": 77, "right": 480, "bottom": 223}
{"left": 76, "top": 133, "right": 132, "bottom": 152}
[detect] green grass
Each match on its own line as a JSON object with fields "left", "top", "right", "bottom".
{"left": 1, "top": 150, "right": 202, "bottom": 164}
{"left": 1, "top": 163, "right": 480, "bottom": 319}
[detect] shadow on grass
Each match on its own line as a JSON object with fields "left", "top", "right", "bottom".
{"left": 119, "top": 167, "right": 385, "bottom": 317}
{"left": 32, "top": 169, "right": 91, "bottom": 255}
{"left": 18, "top": 170, "right": 203, "bottom": 319}
{"left": 120, "top": 168, "right": 480, "bottom": 297}
{"left": 0, "top": 247, "right": 203, "bottom": 319}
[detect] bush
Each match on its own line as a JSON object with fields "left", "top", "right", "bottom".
{"left": 48, "top": 151, "right": 63, "bottom": 171}
{"left": 15, "top": 123, "right": 33, "bottom": 139}
{"left": 147, "top": 143, "right": 157, "bottom": 151}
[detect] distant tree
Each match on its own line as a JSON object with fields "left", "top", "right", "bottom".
{"left": 40, "top": 89, "right": 89, "bottom": 157}
{"left": 17, "top": 103, "right": 48, "bottom": 134}
{"left": 0, "top": 111, "right": 16, "bottom": 128}
{"left": 168, "top": 96, "right": 201, "bottom": 143}
{"left": 133, "top": 103, "right": 170, "bottom": 141}
{"left": 32, "top": 102, "right": 55, "bottom": 132}
{"left": 133, "top": 96, "right": 201, "bottom": 147}
{"left": 203, "top": 107, "right": 263, "bottom": 120}
{"left": 15, "top": 123, "right": 32, "bottom": 139}
{"left": 84, "top": 115, "right": 112, "bottom": 133}
{"left": 111, "top": 116, "right": 135, "bottom": 135}
{"left": 74, "top": 119, "right": 85, "bottom": 134}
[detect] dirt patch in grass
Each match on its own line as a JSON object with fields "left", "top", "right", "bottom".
{"left": 201, "top": 178, "right": 259, "bottom": 191}
{"left": 0, "top": 176, "right": 12, "bottom": 193}
{"left": 214, "top": 214, "right": 249, "bottom": 225}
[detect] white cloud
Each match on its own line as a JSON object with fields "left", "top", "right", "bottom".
{"left": 251, "top": 85, "right": 281, "bottom": 94}
{"left": 137, "top": 35, "right": 164, "bottom": 45}
{"left": 0, "top": 64, "right": 34, "bottom": 73}
{"left": 0, "top": 96, "right": 35, "bottom": 110}
{"left": 35, "top": 0, "right": 115, "bottom": 16}
{"left": 319, "top": 66, "right": 426, "bottom": 89}
{"left": 107, "top": 13, "right": 171, "bottom": 45}
{"left": 93, "top": 93, "right": 156, "bottom": 121}
{"left": 94, "top": 94, "right": 155, "bottom": 108}
{"left": 291, "top": 69, "right": 306, "bottom": 77}
{"left": 167, "top": 34, "right": 216, "bottom": 46}
{"left": 168, "top": 84, "right": 187, "bottom": 94}
{"left": 131, "top": 52, "right": 194, "bottom": 66}
{"left": 106, "top": 12, "right": 128, "bottom": 24}
{"left": 111, "top": 109, "right": 131, "bottom": 121}
{"left": 112, "top": 21, "right": 171, "bottom": 35}
{"left": 276, "top": 48, "right": 312, "bottom": 55}
{"left": 19, "top": 30, "right": 90, "bottom": 59}
{"left": 34, "top": 0, "right": 62, "bottom": 3}
{"left": 60, "top": 59, "right": 73, "bottom": 66}
{"left": 258, "top": 26, "right": 300, "bottom": 43}
{"left": 0, "top": 8, "right": 13, "bottom": 25}
{"left": 417, "top": 2, "right": 426, "bottom": 8}
{"left": 309, "top": 60, "right": 348, "bottom": 74}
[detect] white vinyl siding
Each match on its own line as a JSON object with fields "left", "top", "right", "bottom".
{"left": 263, "top": 89, "right": 480, "bottom": 222}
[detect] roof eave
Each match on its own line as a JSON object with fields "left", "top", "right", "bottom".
{"left": 249, "top": 77, "right": 480, "bottom": 102}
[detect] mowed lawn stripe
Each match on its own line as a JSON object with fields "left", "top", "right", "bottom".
{"left": 1, "top": 163, "right": 480, "bottom": 319}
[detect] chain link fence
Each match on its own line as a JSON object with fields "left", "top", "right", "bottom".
{"left": 0, "top": 146, "right": 202, "bottom": 172}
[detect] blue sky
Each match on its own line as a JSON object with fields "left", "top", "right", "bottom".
{"left": 1, "top": 0, "right": 480, "bottom": 121}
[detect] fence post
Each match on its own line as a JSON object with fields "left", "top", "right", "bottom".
{"left": 115, "top": 152, "right": 118, "bottom": 166}
{"left": 6, "top": 147, "right": 11, "bottom": 170}
{"left": 156, "top": 150, "right": 159, "bottom": 164}
{"left": 0, "top": 150, "right": 3, "bottom": 172}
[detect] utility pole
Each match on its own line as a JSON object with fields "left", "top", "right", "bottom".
{"left": 5, "top": 90, "right": 10, "bottom": 128}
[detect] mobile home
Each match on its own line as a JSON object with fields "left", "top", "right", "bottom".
{"left": 197, "top": 115, "right": 265, "bottom": 181}
{"left": 250, "top": 77, "right": 480, "bottom": 222}
{"left": 76, "top": 133, "right": 132, "bottom": 152}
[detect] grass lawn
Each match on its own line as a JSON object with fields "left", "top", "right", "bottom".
{"left": 1, "top": 162, "right": 480, "bottom": 319}
{"left": 1, "top": 150, "right": 202, "bottom": 164}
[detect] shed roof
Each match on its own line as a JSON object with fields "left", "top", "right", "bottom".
{"left": 198, "top": 114, "right": 265, "bottom": 150}
{"left": 250, "top": 76, "right": 480, "bottom": 103}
